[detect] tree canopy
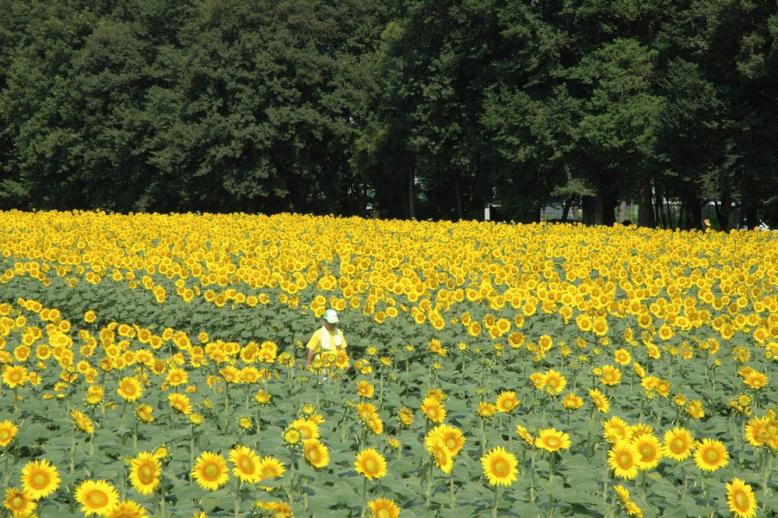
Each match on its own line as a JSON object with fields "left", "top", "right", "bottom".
{"left": 1, "top": 0, "right": 776, "bottom": 228}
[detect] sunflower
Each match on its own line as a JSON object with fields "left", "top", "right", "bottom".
{"left": 428, "top": 439, "right": 454, "bottom": 474}
{"left": 425, "top": 424, "right": 466, "bottom": 457}
{"left": 535, "top": 429, "right": 571, "bottom": 453}
{"left": 629, "top": 423, "right": 653, "bottom": 439}
{"left": 165, "top": 369, "right": 187, "bottom": 390}
{"left": 420, "top": 397, "right": 446, "bottom": 424}
{"left": 398, "top": 407, "right": 414, "bottom": 426}
{"left": 283, "top": 428, "right": 301, "bottom": 445}
{"left": 608, "top": 441, "right": 640, "bottom": 480}
{"left": 744, "top": 416, "right": 771, "bottom": 447}
{"left": 289, "top": 418, "right": 319, "bottom": 441}
{"left": 600, "top": 365, "right": 622, "bottom": 386}
{"left": 481, "top": 446, "right": 518, "bottom": 487}
{"left": 108, "top": 500, "right": 149, "bottom": 518}
{"left": 478, "top": 402, "right": 497, "bottom": 417}
{"left": 356, "top": 380, "right": 375, "bottom": 398}
{"left": 75, "top": 480, "right": 120, "bottom": 516}
{"left": 229, "top": 445, "right": 262, "bottom": 482}
{"left": 726, "top": 478, "right": 757, "bottom": 518}
{"left": 192, "top": 452, "right": 229, "bottom": 490}
{"left": 743, "top": 371, "right": 768, "bottom": 390}
{"left": 21, "top": 459, "right": 60, "bottom": 499}
{"left": 257, "top": 457, "right": 286, "bottom": 480}
{"left": 117, "top": 377, "right": 143, "bottom": 402}
{"left": 614, "top": 348, "right": 631, "bottom": 365}
{"left": 135, "top": 405, "right": 154, "bottom": 424}
{"left": 2, "top": 365, "right": 26, "bottom": 388}
{"left": 588, "top": 389, "right": 610, "bottom": 413}
{"left": 694, "top": 439, "right": 728, "bottom": 471}
{"left": 516, "top": 425, "right": 535, "bottom": 446}
{"left": 354, "top": 448, "right": 387, "bottom": 480}
{"left": 368, "top": 498, "right": 400, "bottom": 518}
{"left": 129, "top": 452, "right": 160, "bottom": 495}
{"left": 544, "top": 370, "right": 567, "bottom": 395}
{"left": 367, "top": 414, "right": 384, "bottom": 435}
{"left": 663, "top": 427, "right": 694, "bottom": 461}
{"left": 4, "top": 488, "right": 36, "bottom": 516}
{"left": 302, "top": 439, "right": 330, "bottom": 469}
{"left": 0, "top": 420, "right": 19, "bottom": 447}
{"left": 633, "top": 434, "right": 662, "bottom": 470}
{"left": 495, "top": 391, "right": 520, "bottom": 413}
{"left": 168, "top": 393, "right": 192, "bottom": 415}
{"left": 603, "top": 416, "right": 631, "bottom": 444}
{"left": 562, "top": 392, "right": 584, "bottom": 410}
{"left": 71, "top": 409, "right": 95, "bottom": 434}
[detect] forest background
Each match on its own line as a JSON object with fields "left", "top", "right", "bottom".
{"left": 1, "top": 0, "right": 777, "bottom": 228}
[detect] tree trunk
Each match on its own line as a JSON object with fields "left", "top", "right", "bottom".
{"left": 407, "top": 167, "right": 415, "bottom": 219}
{"left": 561, "top": 198, "right": 572, "bottom": 222}
{"left": 593, "top": 188, "right": 617, "bottom": 226}
{"left": 582, "top": 196, "right": 595, "bottom": 225}
{"left": 453, "top": 173, "right": 463, "bottom": 221}
{"left": 745, "top": 201, "right": 759, "bottom": 229}
{"left": 683, "top": 192, "right": 702, "bottom": 230}
{"left": 638, "top": 181, "right": 654, "bottom": 227}
{"left": 714, "top": 187, "right": 732, "bottom": 230}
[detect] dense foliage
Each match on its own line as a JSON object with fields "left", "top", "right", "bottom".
{"left": 1, "top": 1, "right": 777, "bottom": 226}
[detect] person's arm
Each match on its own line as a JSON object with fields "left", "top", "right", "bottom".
{"left": 305, "top": 330, "right": 319, "bottom": 367}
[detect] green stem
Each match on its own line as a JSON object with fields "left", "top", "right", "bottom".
{"left": 480, "top": 418, "right": 486, "bottom": 456}
{"left": 69, "top": 426, "right": 76, "bottom": 473}
{"left": 234, "top": 478, "right": 241, "bottom": 518}
{"left": 762, "top": 451, "right": 772, "bottom": 497}
{"left": 189, "top": 425, "right": 195, "bottom": 476}
{"left": 361, "top": 476, "right": 368, "bottom": 517}
{"left": 449, "top": 475, "right": 456, "bottom": 509}
{"left": 492, "top": 486, "right": 499, "bottom": 518}
{"left": 425, "top": 460, "right": 433, "bottom": 507}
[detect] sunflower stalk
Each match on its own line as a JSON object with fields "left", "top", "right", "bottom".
{"left": 761, "top": 450, "right": 772, "bottom": 497}
{"left": 234, "top": 477, "right": 241, "bottom": 518}
{"left": 492, "top": 486, "right": 499, "bottom": 518}
{"left": 449, "top": 474, "right": 456, "bottom": 509}
{"left": 159, "top": 485, "right": 167, "bottom": 518}
{"left": 69, "top": 426, "right": 76, "bottom": 473}
{"left": 425, "top": 459, "right": 433, "bottom": 507}
{"left": 361, "top": 476, "right": 368, "bottom": 517}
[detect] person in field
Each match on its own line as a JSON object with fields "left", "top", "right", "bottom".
{"left": 305, "top": 309, "right": 347, "bottom": 368}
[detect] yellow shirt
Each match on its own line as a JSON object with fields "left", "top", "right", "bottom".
{"left": 306, "top": 327, "right": 347, "bottom": 353}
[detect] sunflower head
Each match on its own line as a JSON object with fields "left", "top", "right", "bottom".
{"left": 368, "top": 497, "right": 400, "bottom": 518}
{"left": 354, "top": 448, "right": 387, "bottom": 480}
{"left": 75, "top": 480, "right": 120, "bottom": 517}
{"left": 4, "top": 487, "right": 37, "bottom": 516}
{"left": 694, "top": 438, "right": 729, "bottom": 472}
{"left": 230, "top": 445, "right": 262, "bottom": 483}
{"left": 192, "top": 452, "right": 229, "bottom": 491}
{"left": 21, "top": 459, "right": 61, "bottom": 500}
{"left": 726, "top": 478, "right": 757, "bottom": 518}
{"left": 258, "top": 457, "right": 286, "bottom": 480}
{"left": 0, "top": 420, "right": 19, "bottom": 447}
{"left": 302, "top": 439, "right": 330, "bottom": 469}
{"left": 129, "top": 452, "right": 161, "bottom": 496}
{"left": 481, "top": 446, "right": 518, "bottom": 487}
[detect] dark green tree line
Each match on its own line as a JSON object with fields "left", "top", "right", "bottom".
{"left": 1, "top": 0, "right": 776, "bottom": 228}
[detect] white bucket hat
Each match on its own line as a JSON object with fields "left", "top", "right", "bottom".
{"left": 324, "top": 309, "right": 339, "bottom": 324}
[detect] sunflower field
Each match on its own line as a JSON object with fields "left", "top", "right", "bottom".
{"left": 0, "top": 210, "right": 777, "bottom": 518}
